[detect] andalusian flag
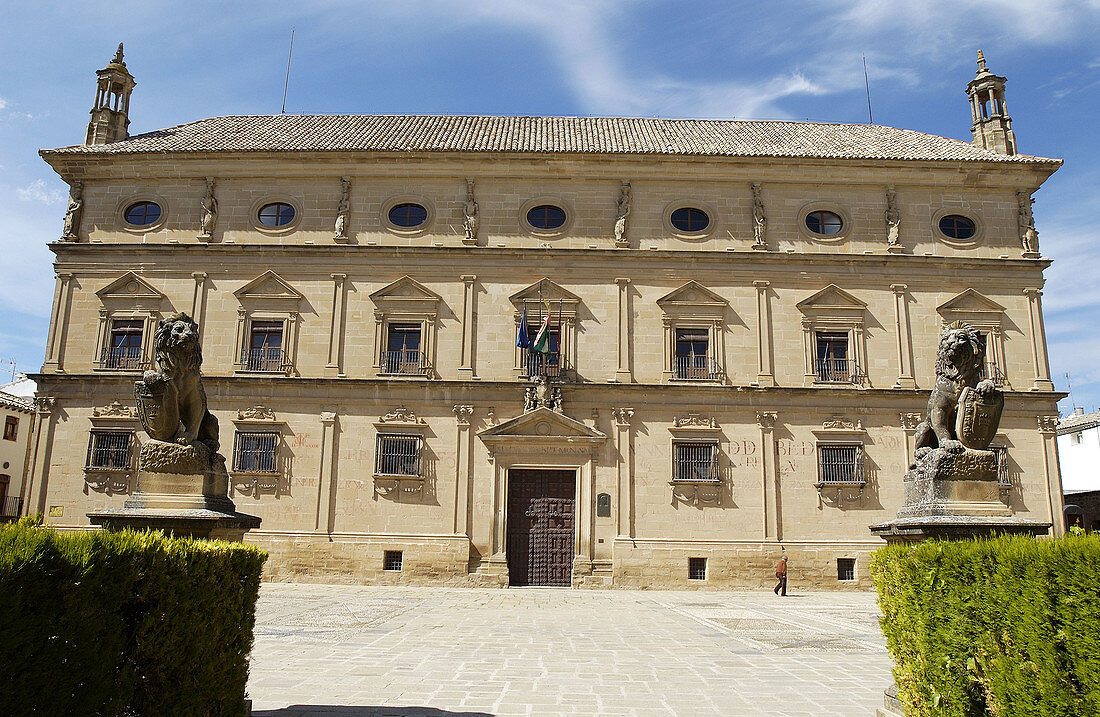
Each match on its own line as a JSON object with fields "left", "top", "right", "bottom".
{"left": 531, "top": 300, "right": 553, "bottom": 354}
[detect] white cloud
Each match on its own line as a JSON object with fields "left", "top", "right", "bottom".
{"left": 16, "top": 179, "right": 66, "bottom": 205}
{"left": 0, "top": 96, "right": 7, "bottom": 111}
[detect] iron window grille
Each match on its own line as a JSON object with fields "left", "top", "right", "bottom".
{"left": 688, "top": 557, "right": 707, "bottom": 580}
{"left": 817, "top": 444, "right": 865, "bottom": 486}
{"left": 375, "top": 434, "right": 423, "bottom": 477}
{"left": 241, "top": 321, "right": 287, "bottom": 373}
{"left": 837, "top": 558, "right": 856, "bottom": 581}
{"left": 1, "top": 495, "right": 22, "bottom": 518}
{"left": 674, "top": 328, "right": 720, "bottom": 380}
{"left": 992, "top": 446, "right": 1010, "bottom": 487}
{"left": 3, "top": 416, "right": 17, "bottom": 441}
{"left": 233, "top": 432, "right": 279, "bottom": 474}
{"left": 383, "top": 550, "right": 403, "bottom": 571}
{"left": 85, "top": 430, "right": 135, "bottom": 471}
{"left": 101, "top": 319, "right": 145, "bottom": 370}
{"left": 673, "top": 442, "right": 719, "bottom": 483}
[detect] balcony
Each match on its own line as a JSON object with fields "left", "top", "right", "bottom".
{"left": 239, "top": 348, "right": 290, "bottom": 374}
{"left": 981, "top": 361, "right": 1006, "bottom": 387}
{"left": 521, "top": 351, "right": 565, "bottom": 379}
{"left": 0, "top": 496, "right": 22, "bottom": 522}
{"left": 673, "top": 356, "right": 722, "bottom": 381}
{"left": 380, "top": 350, "right": 431, "bottom": 376}
{"left": 815, "top": 358, "right": 866, "bottom": 385}
{"left": 98, "top": 346, "right": 145, "bottom": 371}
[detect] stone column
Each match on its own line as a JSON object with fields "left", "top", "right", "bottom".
{"left": 458, "top": 275, "right": 477, "bottom": 379}
{"left": 23, "top": 397, "right": 56, "bottom": 516}
{"left": 753, "top": 280, "right": 775, "bottom": 387}
{"left": 891, "top": 284, "right": 917, "bottom": 389}
{"left": 801, "top": 319, "right": 816, "bottom": 386}
{"left": 899, "top": 412, "right": 922, "bottom": 469}
{"left": 325, "top": 273, "right": 347, "bottom": 377}
{"left": 1024, "top": 288, "right": 1055, "bottom": 390}
{"left": 371, "top": 310, "right": 384, "bottom": 371}
{"left": 453, "top": 405, "right": 474, "bottom": 536}
{"left": 234, "top": 307, "right": 248, "bottom": 370}
{"left": 190, "top": 272, "right": 208, "bottom": 341}
{"left": 1038, "top": 415, "right": 1065, "bottom": 537}
{"left": 757, "top": 411, "right": 780, "bottom": 541}
{"left": 662, "top": 317, "right": 674, "bottom": 381}
{"left": 612, "top": 407, "right": 634, "bottom": 538}
{"left": 43, "top": 273, "right": 73, "bottom": 373}
{"left": 314, "top": 411, "right": 338, "bottom": 534}
{"left": 615, "top": 278, "right": 631, "bottom": 382}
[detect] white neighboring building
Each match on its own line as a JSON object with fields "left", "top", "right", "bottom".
{"left": 0, "top": 374, "right": 36, "bottom": 519}
{"left": 1057, "top": 408, "right": 1100, "bottom": 494}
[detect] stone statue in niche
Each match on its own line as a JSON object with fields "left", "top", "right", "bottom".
{"left": 1018, "top": 190, "right": 1039, "bottom": 255}
{"left": 614, "top": 181, "right": 631, "bottom": 247}
{"left": 62, "top": 182, "right": 83, "bottom": 240}
{"left": 523, "top": 374, "right": 562, "bottom": 413}
{"left": 885, "top": 186, "right": 902, "bottom": 251}
{"left": 198, "top": 177, "right": 218, "bottom": 239}
{"left": 463, "top": 178, "right": 479, "bottom": 245}
{"left": 751, "top": 183, "right": 767, "bottom": 249}
{"left": 334, "top": 177, "right": 351, "bottom": 240}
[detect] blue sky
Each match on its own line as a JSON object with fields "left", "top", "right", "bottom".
{"left": 2, "top": 1, "right": 1099, "bottom": 412}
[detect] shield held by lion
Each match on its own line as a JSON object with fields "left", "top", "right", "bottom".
{"left": 955, "top": 385, "right": 1003, "bottom": 450}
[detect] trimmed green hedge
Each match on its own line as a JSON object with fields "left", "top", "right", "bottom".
{"left": 871, "top": 534, "right": 1100, "bottom": 717}
{"left": 0, "top": 518, "right": 267, "bottom": 717}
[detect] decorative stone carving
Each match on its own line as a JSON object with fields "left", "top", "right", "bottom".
{"left": 237, "top": 405, "right": 276, "bottom": 421}
{"left": 612, "top": 407, "right": 634, "bottom": 427}
{"left": 62, "top": 182, "right": 83, "bottom": 240}
{"left": 320, "top": 411, "right": 337, "bottom": 423}
{"left": 379, "top": 406, "right": 424, "bottom": 424}
{"left": 1037, "top": 415, "right": 1059, "bottom": 434}
{"left": 885, "top": 186, "right": 902, "bottom": 252}
{"left": 93, "top": 401, "right": 135, "bottom": 418}
{"left": 523, "top": 374, "right": 562, "bottom": 413}
{"left": 900, "top": 412, "right": 923, "bottom": 430}
{"left": 674, "top": 412, "right": 716, "bottom": 428}
{"left": 756, "top": 411, "right": 778, "bottom": 428}
{"left": 198, "top": 177, "right": 217, "bottom": 239}
{"left": 751, "top": 183, "right": 767, "bottom": 250}
{"left": 453, "top": 404, "right": 474, "bottom": 425}
{"left": 614, "top": 180, "right": 631, "bottom": 247}
{"left": 134, "top": 313, "right": 220, "bottom": 451}
{"left": 34, "top": 396, "right": 55, "bottom": 414}
{"left": 462, "top": 178, "right": 479, "bottom": 245}
{"left": 334, "top": 177, "right": 351, "bottom": 241}
{"left": 822, "top": 417, "right": 861, "bottom": 431}
{"left": 1018, "top": 190, "right": 1039, "bottom": 256}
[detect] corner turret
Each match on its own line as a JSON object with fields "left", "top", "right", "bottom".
{"left": 85, "top": 43, "right": 135, "bottom": 145}
{"left": 966, "top": 50, "right": 1016, "bottom": 155}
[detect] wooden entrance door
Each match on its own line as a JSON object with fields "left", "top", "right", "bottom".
{"left": 507, "top": 469, "right": 576, "bottom": 586}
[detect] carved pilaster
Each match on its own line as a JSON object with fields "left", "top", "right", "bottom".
{"left": 753, "top": 280, "right": 774, "bottom": 386}
{"left": 613, "top": 407, "right": 634, "bottom": 538}
{"left": 44, "top": 273, "right": 73, "bottom": 373}
{"left": 454, "top": 404, "right": 474, "bottom": 536}
{"left": 615, "top": 278, "right": 632, "bottom": 381}
{"left": 325, "top": 273, "right": 347, "bottom": 377}
{"left": 891, "top": 284, "right": 916, "bottom": 389}
{"left": 458, "top": 275, "right": 477, "bottom": 379}
{"left": 316, "top": 410, "right": 338, "bottom": 535}
{"left": 1023, "top": 288, "right": 1054, "bottom": 390}
{"left": 757, "top": 410, "right": 780, "bottom": 540}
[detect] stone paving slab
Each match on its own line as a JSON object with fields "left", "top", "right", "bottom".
{"left": 248, "top": 585, "right": 894, "bottom": 717}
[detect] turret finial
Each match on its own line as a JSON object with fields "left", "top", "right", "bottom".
{"left": 976, "top": 49, "right": 987, "bottom": 74}
{"left": 113, "top": 43, "right": 125, "bottom": 65}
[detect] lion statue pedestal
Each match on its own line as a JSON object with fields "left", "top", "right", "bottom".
{"left": 89, "top": 313, "right": 260, "bottom": 541}
{"left": 871, "top": 321, "right": 1049, "bottom": 542}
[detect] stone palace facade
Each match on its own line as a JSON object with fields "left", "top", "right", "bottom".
{"left": 24, "top": 47, "right": 1066, "bottom": 588}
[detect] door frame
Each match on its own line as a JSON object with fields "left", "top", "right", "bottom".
{"left": 505, "top": 467, "right": 578, "bottom": 587}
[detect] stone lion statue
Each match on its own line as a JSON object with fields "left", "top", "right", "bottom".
{"left": 135, "top": 313, "right": 220, "bottom": 451}
{"left": 913, "top": 321, "right": 988, "bottom": 452}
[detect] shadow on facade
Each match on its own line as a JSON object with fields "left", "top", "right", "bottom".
{"left": 253, "top": 708, "right": 493, "bottom": 717}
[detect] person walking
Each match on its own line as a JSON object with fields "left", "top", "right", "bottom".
{"left": 774, "top": 555, "right": 788, "bottom": 596}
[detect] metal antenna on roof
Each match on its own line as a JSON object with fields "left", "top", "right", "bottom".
{"left": 1067, "top": 372, "right": 1077, "bottom": 411}
{"left": 281, "top": 27, "right": 295, "bottom": 114}
{"left": 863, "top": 54, "right": 873, "bottom": 125}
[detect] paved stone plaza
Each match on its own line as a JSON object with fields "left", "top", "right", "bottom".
{"left": 248, "top": 584, "right": 894, "bottom": 716}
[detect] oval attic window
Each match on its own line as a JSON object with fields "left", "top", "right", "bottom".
{"left": 258, "top": 202, "right": 296, "bottom": 227}
{"left": 526, "top": 204, "right": 567, "bottom": 230}
{"left": 670, "top": 207, "right": 710, "bottom": 233}
{"left": 124, "top": 201, "right": 162, "bottom": 226}
{"left": 805, "top": 210, "right": 843, "bottom": 235}
{"left": 388, "top": 203, "right": 429, "bottom": 228}
{"left": 938, "top": 214, "right": 976, "bottom": 240}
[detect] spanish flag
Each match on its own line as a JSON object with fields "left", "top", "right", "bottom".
{"left": 531, "top": 300, "right": 553, "bottom": 354}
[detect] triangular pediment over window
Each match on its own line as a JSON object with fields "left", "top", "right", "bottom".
{"left": 234, "top": 271, "right": 304, "bottom": 303}
{"left": 96, "top": 272, "right": 166, "bottom": 302}
{"left": 479, "top": 407, "right": 607, "bottom": 441}
{"left": 656, "top": 281, "right": 728, "bottom": 311}
{"left": 796, "top": 284, "right": 867, "bottom": 313}
{"left": 937, "top": 289, "right": 1006, "bottom": 317}
{"left": 370, "top": 276, "right": 442, "bottom": 314}
{"left": 509, "top": 279, "right": 581, "bottom": 312}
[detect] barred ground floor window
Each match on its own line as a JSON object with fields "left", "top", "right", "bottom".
{"left": 233, "top": 431, "right": 279, "bottom": 473}
{"left": 673, "top": 441, "right": 719, "bottom": 482}
{"left": 86, "top": 430, "right": 134, "bottom": 471}
{"left": 375, "top": 434, "right": 423, "bottom": 477}
{"left": 816, "top": 443, "right": 864, "bottom": 486}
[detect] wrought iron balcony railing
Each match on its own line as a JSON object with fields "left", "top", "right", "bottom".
{"left": 379, "top": 350, "right": 430, "bottom": 376}
{"left": 981, "top": 361, "right": 1006, "bottom": 387}
{"left": 239, "top": 348, "right": 290, "bottom": 373}
{"left": 815, "top": 358, "right": 866, "bottom": 385}
{"left": 673, "top": 356, "right": 722, "bottom": 381}
{"left": 0, "top": 496, "right": 22, "bottom": 518}
{"left": 522, "top": 351, "right": 565, "bottom": 379}
{"left": 98, "top": 346, "right": 145, "bottom": 370}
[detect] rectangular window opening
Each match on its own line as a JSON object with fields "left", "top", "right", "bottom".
{"left": 818, "top": 444, "right": 864, "bottom": 485}
{"left": 86, "top": 431, "right": 134, "bottom": 470}
{"left": 3, "top": 416, "right": 17, "bottom": 441}
{"left": 688, "top": 557, "right": 707, "bottom": 581}
{"left": 376, "top": 434, "right": 423, "bottom": 477}
{"left": 674, "top": 327, "right": 714, "bottom": 380}
{"left": 244, "top": 320, "right": 285, "bottom": 372}
{"left": 815, "top": 332, "right": 851, "bottom": 382}
{"left": 837, "top": 558, "right": 856, "bottom": 582}
{"left": 383, "top": 550, "right": 403, "bottom": 572}
{"left": 674, "top": 442, "right": 718, "bottom": 482}
{"left": 382, "top": 323, "right": 424, "bottom": 375}
{"left": 103, "top": 319, "right": 144, "bottom": 369}
{"left": 522, "top": 324, "right": 561, "bottom": 378}
{"left": 233, "top": 431, "right": 279, "bottom": 473}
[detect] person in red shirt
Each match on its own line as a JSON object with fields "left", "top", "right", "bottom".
{"left": 774, "top": 555, "right": 788, "bottom": 596}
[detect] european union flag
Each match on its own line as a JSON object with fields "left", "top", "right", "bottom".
{"left": 516, "top": 304, "right": 531, "bottom": 348}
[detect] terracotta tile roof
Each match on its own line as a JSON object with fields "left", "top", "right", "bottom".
{"left": 41, "top": 114, "right": 1059, "bottom": 164}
